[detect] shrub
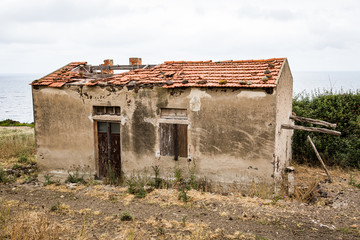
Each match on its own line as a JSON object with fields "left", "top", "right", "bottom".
{"left": 292, "top": 90, "right": 360, "bottom": 168}
{"left": 43, "top": 173, "right": 55, "bottom": 186}
{"left": 0, "top": 168, "right": 11, "bottom": 184}
{"left": 127, "top": 177, "right": 147, "bottom": 198}
{"left": 0, "top": 119, "right": 34, "bottom": 127}
{"left": 66, "top": 173, "right": 86, "bottom": 184}
{"left": 120, "top": 212, "right": 133, "bottom": 221}
{"left": 65, "top": 166, "right": 87, "bottom": 184}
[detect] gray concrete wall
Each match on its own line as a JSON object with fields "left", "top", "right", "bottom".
{"left": 33, "top": 84, "right": 281, "bottom": 184}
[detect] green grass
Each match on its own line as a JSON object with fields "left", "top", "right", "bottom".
{"left": 0, "top": 119, "right": 34, "bottom": 128}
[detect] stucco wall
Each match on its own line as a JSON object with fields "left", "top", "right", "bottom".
{"left": 273, "top": 59, "right": 294, "bottom": 182}
{"left": 33, "top": 84, "right": 279, "bottom": 184}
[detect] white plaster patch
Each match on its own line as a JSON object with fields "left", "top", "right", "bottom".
{"left": 186, "top": 88, "right": 211, "bottom": 112}
{"left": 121, "top": 116, "right": 128, "bottom": 126}
{"left": 237, "top": 90, "right": 266, "bottom": 98}
{"left": 88, "top": 114, "right": 94, "bottom": 122}
{"left": 144, "top": 117, "right": 156, "bottom": 125}
{"left": 190, "top": 97, "right": 201, "bottom": 111}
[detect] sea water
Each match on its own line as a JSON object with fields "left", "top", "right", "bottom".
{"left": 0, "top": 71, "right": 359, "bottom": 123}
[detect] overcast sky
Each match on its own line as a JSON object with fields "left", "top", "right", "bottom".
{"left": 0, "top": 0, "right": 359, "bottom": 74}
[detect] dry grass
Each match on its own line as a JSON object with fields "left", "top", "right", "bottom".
{"left": 0, "top": 127, "right": 35, "bottom": 166}
{"left": 0, "top": 198, "right": 73, "bottom": 240}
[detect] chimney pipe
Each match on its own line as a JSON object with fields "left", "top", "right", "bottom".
{"left": 102, "top": 59, "right": 114, "bottom": 74}
{"left": 129, "top": 57, "right": 142, "bottom": 66}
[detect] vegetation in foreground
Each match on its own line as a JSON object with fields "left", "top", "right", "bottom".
{"left": 1, "top": 120, "right": 360, "bottom": 239}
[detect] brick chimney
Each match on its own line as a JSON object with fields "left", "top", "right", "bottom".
{"left": 101, "top": 59, "right": 114, "bottom": 74}
{"left": 129, "top": 57, "right": 142, "bottom": 66}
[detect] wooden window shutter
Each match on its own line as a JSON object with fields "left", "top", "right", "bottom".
{"left": 160, "top": 123, "right": 187, "bottom": 159}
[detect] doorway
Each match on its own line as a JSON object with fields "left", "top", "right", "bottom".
{"left": 97, "top": 122, "right": 121, "bottom": 178}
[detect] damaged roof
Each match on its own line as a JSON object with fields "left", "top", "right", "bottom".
{"left": 31, "top": 58, "right": 286, "bottom": 89}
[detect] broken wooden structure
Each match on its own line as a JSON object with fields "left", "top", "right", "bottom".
{"left": 282, "top": 114, "right": 341, "bottom": 183}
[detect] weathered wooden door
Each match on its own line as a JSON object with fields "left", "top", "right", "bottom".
{"left": 97, "top": 122, "right": 121, "bottom": 178}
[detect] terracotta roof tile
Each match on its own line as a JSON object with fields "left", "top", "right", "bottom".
{"left": 32, "top": 58, "right": 286, "bottom": 89}
{"left": 31, "top": 62, "right": 87, "bottom": 87}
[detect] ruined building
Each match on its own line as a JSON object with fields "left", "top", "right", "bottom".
{"left": 31, "top": 57, "right": 293, "bottom": 186}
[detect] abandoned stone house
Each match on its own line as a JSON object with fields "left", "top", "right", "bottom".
{"left": 31, "top": 57, "right": 293, "bottom": 185}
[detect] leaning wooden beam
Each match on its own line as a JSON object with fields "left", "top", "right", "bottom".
{"left": 290, "top": 115, "right": 337, "bottom": 128}
{"left": 281, "top": 124, "right": 341, "bottom": 136}
{"left": 307, "top": 135, "right": 333, "bottom": 183}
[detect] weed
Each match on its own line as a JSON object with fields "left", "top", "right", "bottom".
{"left": 108, "top": 194, "right": 118, "bottom": 203}
{"left": 255, "top": 236, "right": 269, "bottom": 240}
{"left": 66, "top": 166, "right": 87, "bottom": 184}
{"left": 189, "top": 165, "right": 198, "bottom": 189}
{"left": 338, "top": 227, "right": 351, "bottom": 234}
{"left": 104, "top": 164, "right": 122, "bottom": 185}
{"left": 182, "top": 216, "right": 187, "bottom": 227}
{"left": 152, "top": 165, "right": 162, "bottom": 188}
{"left": 177, "top": 183, "right": 190, "bottom": 202}
{"left": 0, "top": 168, "right": 10, "bottom": 183}
{"left": 271, "top": 195, "right": 282, "bottom": 205}
{"left": 157, "top": 227, "right": 165, "bottom": 235}
{"left": 120, "top": 212, "right": 133, "bottom": 221}
{"left": 50, "top": 202, "right": 60, "bottom": 212}
{"left": 44, "top": 173, "right": 55, "bottom": 186}
{"left": 127, "top": 175, "right": 150, "bottom": 198}
{"left": 12, "top": 164, "right": 22, "bottom": 170}
{"left": 174, "top": 167, "right": 183, "bottom": 183}
{"left": 349, "top": 174, "right": 360, "bottom": 188}
{"left": 50, "top": 202, "right": 69, "bottom": 214}
{"left": 17, "top": 155, "right": 29, "bottom": 164}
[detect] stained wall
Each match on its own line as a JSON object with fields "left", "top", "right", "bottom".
{"left": 33, "top": 80, "right": 291, "bottom": 184}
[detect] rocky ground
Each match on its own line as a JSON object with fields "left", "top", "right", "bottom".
{"left": 0, "top": 164, "right": 359, "bottom": 240}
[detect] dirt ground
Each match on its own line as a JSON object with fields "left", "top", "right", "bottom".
{"left": 0, "top": 165, "right": 359, "bottom": 240}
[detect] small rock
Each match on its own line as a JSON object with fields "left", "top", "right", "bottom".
{"left": 60, "top": 195, "right": 65, "bottom": 199}
{"left": 181, "top": 80, "right": 189, "bottom": 84}
{"left": 264, "top": 69, "right": 271, "bottom": 74}
{"left": 165, "top": 80, "right": 174, "bottom": 86}
{"left": 127, "top": 81, "right": 136, "bottom": 87}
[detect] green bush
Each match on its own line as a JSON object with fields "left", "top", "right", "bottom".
{"left": 127, "top": 177, "right": 147, "bottom": 198}
{"left": 292, "top": 90, "right": 360, "bottom": 168}
{"left": 0, "top": 119, "right": 34, "bottom": 127}
{"left": 65, "top": 169, "right": 86, "bottom": 184}
{"left": 0, "top": 168, "right": 10, "bottom": 183}
{"left": 120, "top": 212, "right": 133, "bottom": 221}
